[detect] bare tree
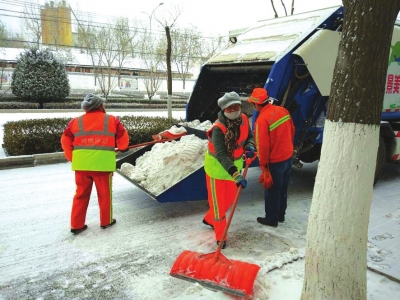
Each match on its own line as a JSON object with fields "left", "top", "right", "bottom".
{"left": 93, "top": 25, "right": 119, "bottom": 98}
{"left": 76, "top": 20, "right": 118, "bottom": 98}
{"left": 114, "top": 17, "right": 138, "bottom": 87}
{"left": 74, "top": 10, "right": 134, "bottom": 98}
{"left": 155, "top": 4, "right": 182, "bottom": 119}
{"left": 170, "top": 26, "right": 203, "bottom": 92}
{"left": 21, "top": 0, "right": 42, "bottom": 47}
{"left": 280, "top": 0, "right": 288, "bottom": 16}
{"left": 200, "top": 34, "right": 225, "bottom": 64}
{"left": 138, "top": 28, "right": 164, "bottom": 101}
{"left": 291, "top": 0, "right": 295, "bottom": 15}
{"left": 301, "top": 1, "right": 400, "bottom": 299}
{"left": 270, "top": 0, "right": 279, "bottom": 18}
{"left": 139, "top": 3, "right": 166, "bottom": 102}
{"left": 270, "top": 0, "right": 295, "bottom": 18}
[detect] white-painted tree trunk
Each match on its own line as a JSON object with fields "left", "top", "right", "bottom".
{"left": 300, "top": 1, "right": 400, "bottom": 298}
{"left": 301, "top": 120, "right": 379, "bottom": 299}
{"left": 167, "top": 94, "right": 172, "bottom": 119}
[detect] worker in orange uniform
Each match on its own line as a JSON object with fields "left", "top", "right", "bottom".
{"left": 61, "top": 94, "right": 129, "bottom": 234}
{"left": 248, "top": 87, "right": 295, "bottom": 227}
{"left": 203, "top": 92, "right": 255, "bottom": 249}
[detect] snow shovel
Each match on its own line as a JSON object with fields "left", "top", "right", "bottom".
{"left": 169, "top": 154, "right": 260, "bottom": 298}
{"left": 115, "top": 128, "right": 187, "bottom": 152}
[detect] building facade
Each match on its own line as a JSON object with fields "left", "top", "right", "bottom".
{"left": 41, "top": 1, "right": 72, "bottom": 46}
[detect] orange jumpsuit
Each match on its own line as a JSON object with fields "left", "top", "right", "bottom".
{"left": 203, "top": 113, "right": 253, "bottom": 242}
{"left": 61, "top": 110, "right": 129, "bottom": 229}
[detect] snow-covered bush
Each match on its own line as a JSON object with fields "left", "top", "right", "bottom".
{"left": 11, "top": 48, "right": 70, "bottom": 108}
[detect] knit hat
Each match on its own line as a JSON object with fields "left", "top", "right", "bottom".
{"left": 81, "top": 94, "right": 105, "bottom": 112}
{"left": 248, "top": 88, "right": 269, "bottom": 105}
{"left": 217, "top": 92, "right": 242, "bottom": 110}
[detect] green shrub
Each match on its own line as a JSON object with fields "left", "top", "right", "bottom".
{"left": 119, "top": 116, "right": 181, "bottom": 145}
{"left": 11, "top": 48, "right": 70, "bottom": 109}
{"left": 0, "top": 102, "right": 39, "bottom": 109}
{"left": 3, "top": 118, "right": 70, "bottom": 156}
{"left": 3, "top": 116, "right": 183, "bottom": 156}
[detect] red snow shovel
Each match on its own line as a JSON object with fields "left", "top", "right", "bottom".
{"left": 169, "top": 154, "right": 260, "bottom": 298}
{"left": 115, "top": 129, "right": 186, "bottom": 152}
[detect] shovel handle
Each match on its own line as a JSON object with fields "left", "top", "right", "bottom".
{"left": 215, "top": 153, "right": 257, "bottom": 254}
{"left": 115, "top": 138, "right": 175, "bottom": 152}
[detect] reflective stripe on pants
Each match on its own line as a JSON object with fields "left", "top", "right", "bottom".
{"left": 203, "top": 174, "right": 236, "bottom": 242}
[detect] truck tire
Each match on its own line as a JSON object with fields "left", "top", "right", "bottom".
{"left": 374, "top": 137, "right": 386, "bottom": 185}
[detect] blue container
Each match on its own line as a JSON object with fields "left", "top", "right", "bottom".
{"left": 116, "top": 126, "right": 208, "bottom": 203}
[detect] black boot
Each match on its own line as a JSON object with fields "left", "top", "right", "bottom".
{"left": 101, "top": 219, "right": 116, "bottom": 229}
{"left": 202, "top": 219, "right": 214, "bottom": 229}
{"left": 257, "top": 217, "right": 278, "bottom": 227}
{"left": 71, "top": 224, "right": 88, "bottom": 234}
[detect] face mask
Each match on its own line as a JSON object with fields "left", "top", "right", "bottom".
{"left": 224, "top": 109, "right": 241, "bottom": 120}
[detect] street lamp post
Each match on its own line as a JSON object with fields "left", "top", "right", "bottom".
{"left": 142, "top": 2, "right": 164, "bottom": 98}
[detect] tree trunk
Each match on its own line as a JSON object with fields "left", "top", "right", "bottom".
{"left": 166, "top": 26, "right": 172, "bottom": 119}
{"left": 270, "top": 0, "right": 278, "bottom": 18}
{"left": 301, "top": 1, "right": 400, "bottom": 299}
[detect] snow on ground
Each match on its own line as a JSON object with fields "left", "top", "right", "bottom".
{"left": 0, "top": 110, "right": 400, "bottom": 299}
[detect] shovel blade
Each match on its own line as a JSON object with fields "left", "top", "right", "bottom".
{"left": 153, "top": 130, "right": 186, "bottom": 141}
{"left": 170, "top": 250, "right": 260, "bottom": 297}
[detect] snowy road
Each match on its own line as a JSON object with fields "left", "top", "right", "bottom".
{"left": 0, "top": 159, "right": 399, "bottom": 299}
{"left": 0, "top": 109, "right": 400, "bottom": 299}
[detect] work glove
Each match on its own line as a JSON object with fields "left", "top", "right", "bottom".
{"left": 259, "top": 166, "right": 273, "bottom": 189}
{"left": 245, "top": 145, "right": 256, "bottom": 158}
{"left": 233, "top": 171, "right": 247, "bottom": 189}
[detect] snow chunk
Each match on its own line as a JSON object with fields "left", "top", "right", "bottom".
{"left": 119, "top": 134, "right": 207, "bottom": 196}
{"left": 178, "top": 119, "right": 213, "bottom": 131}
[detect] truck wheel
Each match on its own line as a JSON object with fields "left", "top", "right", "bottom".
{"left": 374, "top": 137, "right": 386, "bottom": 185}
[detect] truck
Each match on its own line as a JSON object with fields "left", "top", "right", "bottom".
{"left": 185, "top": 5, "right": 400, "bottom": 185}
{"left": 117, "top": 5, "right": 400, "bottom": 202}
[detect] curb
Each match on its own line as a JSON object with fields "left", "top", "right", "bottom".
{"left": 0, "top": 152, "right": 67, "bottom": 170}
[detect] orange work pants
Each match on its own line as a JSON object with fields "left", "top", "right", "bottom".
{"left": 203, "top": 174, "right": 236, "bottom": 242}
{"left": 71, "top": 171, "right": 114, "bottom": 229}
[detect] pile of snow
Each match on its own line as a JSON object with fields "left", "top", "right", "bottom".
{"left": 120, "top": 134, "right": 207, "bottom": 195}
{"left": 178, "top": 119, "right": 213, "bottom": 131}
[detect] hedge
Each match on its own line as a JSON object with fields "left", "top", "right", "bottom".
{"left": 3, "top": 115, "right": 182, "bottom": 156}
